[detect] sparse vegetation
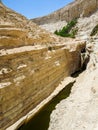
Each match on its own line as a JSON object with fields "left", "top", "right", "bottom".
{"left": 90, "top": 24, "right": 98, "bottom": 36}
{"left": 54, "top": 18, "right": 78, "bottom": 38}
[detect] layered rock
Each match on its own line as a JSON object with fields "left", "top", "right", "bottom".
{"left": 0, "top": 41, "right": 85, "bottom": 130}
{"left": 0, "top": 3, "right": 63, "bottom": 47}
{"left": 0, "top": 2, "right": 86, "bottom": 130}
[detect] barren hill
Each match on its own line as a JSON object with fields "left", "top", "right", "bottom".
{"left": 31, "top": 0, "right": 98, "bottom": 34}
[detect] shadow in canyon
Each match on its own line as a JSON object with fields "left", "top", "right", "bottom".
{"left": 18, "top": 51, "right": 90, "bottom": 130}
{"left": 18, "top": 81, "right": 75, "bottom": 130}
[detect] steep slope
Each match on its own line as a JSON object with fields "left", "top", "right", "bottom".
{"left": 31, "top": 0, "right": 98, "bottom": 33}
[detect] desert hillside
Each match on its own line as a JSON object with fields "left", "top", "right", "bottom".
{"left": 31, "top": 0, "right": 98, "bottom": 35}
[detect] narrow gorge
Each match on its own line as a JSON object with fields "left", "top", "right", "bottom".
{"left": 0, "top": 0, "right": 98, "bottom": 130}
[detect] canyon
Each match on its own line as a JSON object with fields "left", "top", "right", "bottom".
{"left": 0, "top": 2, "right": 85, "bottom": 130}
{"left": 0, "top": 0, "right": 98, "bottom": 130}
{"left": 31, "top": 0, "right": 98, "bottom": 130}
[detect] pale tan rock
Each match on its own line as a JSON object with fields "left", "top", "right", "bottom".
{"left": 48, "top": 68, "right": 98, "bottom": 130}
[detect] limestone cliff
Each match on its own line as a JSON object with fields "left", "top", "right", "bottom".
{"left": 0, "top": 2, "right": 86, "bottom": 130}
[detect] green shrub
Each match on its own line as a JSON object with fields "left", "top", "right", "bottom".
{"left": 90, "top": 24, "right": 98, "bottom": 36}
{"left": 54, "top": 18, "right": 78, "bottom": 38}
{"left": 54, "top": 30, "right": 59, "bottom": 35}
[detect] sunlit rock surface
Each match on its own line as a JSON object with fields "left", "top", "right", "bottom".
{"left": 48, "top": 42, "right": 98, "bottom": 130}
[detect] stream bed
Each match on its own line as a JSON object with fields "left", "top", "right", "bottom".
{"left": 18, "top": 81, "right": 75, "bottom": 130}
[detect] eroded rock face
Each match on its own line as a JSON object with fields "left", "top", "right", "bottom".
{"left": 0, "top": 2, "right": 86, "bottom": 130}
{"left": 0, "top": 41, "right": 85, "bottom": 130}
{"left": 31, "top": 0, "right": 98, "bottom": 33}
{"left": 31, "top": 0, "right": 98, "bottom": 24}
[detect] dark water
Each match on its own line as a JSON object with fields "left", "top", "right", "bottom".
{"left": 18, "top": 82, "right": 75, "bottom": 130}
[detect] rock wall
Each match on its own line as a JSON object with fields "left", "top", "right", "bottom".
{"left": 31, "top": 0, "right": 98, "bottom": 24}
{"left": 0, "top": 41, "right": 85, "bottom": 130}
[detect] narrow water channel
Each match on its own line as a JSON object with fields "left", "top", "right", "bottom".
{"left": 18, "top": 81, "right": 75, "bottom": 130}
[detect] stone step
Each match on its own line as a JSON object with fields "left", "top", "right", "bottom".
{"left": 0, "top": 24, "right": 15, "bottom": 28}
{"left": 0, "top": 28, "right": 27, "bottom": 37}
